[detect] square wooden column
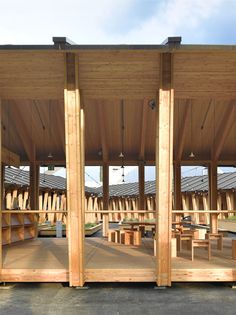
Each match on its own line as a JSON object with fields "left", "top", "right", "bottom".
{"left": 0, "top": 99, "right": 2, "bottom": 273}
{"left": 102, "top": 163, "right": 109, "bottom": 237}
{"left": 174, "top": 163, "right": 182, "bottom": 221}
{"left": 139, "top": 163, "right": 145, "bottom": 210}
{"left": 30, "top": 161, "right": 39, "bottom": 210}
{"left": 64, "top": 53, "right": 84, "bottom": 287}
{"left": 208, "top": 162, "right": 218, "bottom": 233}
{"left": 155, "top": 53, "right": 174, "bottom": 287}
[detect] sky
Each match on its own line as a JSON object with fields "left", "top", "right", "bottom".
{"left": 1, "top": 0, "right": 236, "bottom": 45}
{"left": 2, "top": 0, "right": 236, "bottom": 185}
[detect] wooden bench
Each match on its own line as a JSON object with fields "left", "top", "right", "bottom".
{"left": 205, "top": 233, "right": 223, "bottom": 250}
{"left": 191, "top": 239, "right": 211, "bottom": 261}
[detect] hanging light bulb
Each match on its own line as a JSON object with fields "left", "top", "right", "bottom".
{"left": 189, "top": 151, "right": 195, "bottom": 158}
{"left": 119, "top": 152, "right": 124, "bottom": 158}
{"left": 48, "top": 152, "right": 53, "bottom": 159}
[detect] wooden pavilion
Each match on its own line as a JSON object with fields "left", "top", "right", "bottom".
{"left": 1, "top": 36, "right": 236, "bottom": 287}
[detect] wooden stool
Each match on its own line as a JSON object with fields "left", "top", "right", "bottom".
{"left": 114, "top": 230, "right": 121, "bottom": 243}
{"left": 205, "top": 233, "right": 223, "bottom": 250}
{"left": 191, "top": 239, "right": 211, "bottom": 261}
{"left": 133, "top": 231, "right": 141, "bottom": 246}
{"left": 108, "top": 230, "right": 115, "bottom": 242}
{"left": 176, "top": 233, "right": 193, "bottom": 252}
{"left": 120, "top": 231, "right": 125, "bottom": 244}
{"left": 232, "top": 239, "right": 236, "bottom": 260}
{"left": 124, "top": 230, "right": 134, "bottom": 245}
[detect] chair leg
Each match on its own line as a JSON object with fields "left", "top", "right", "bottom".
{"left": 208, "top": 243, "right": 211, "bottom": 260}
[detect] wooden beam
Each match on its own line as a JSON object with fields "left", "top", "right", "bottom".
{"left": 139, "top": 99, "right": 148, "bottom": 160}
{"left": 97, "top": 102, "right": 108, "bottom": 162}
{"left": 64, "top": 52, "right": 84, "bottom": 287}
{"left": 176, "top": 100, "right": 191, "bottom": 161}
{"left": 156, "top": 52, "right": 173, "bottom": 287}
{"left": 212, "top": 100, "right": 235, "bottom": 161}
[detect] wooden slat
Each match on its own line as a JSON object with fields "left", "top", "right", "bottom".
{"left": 64, "top": 52, "right": 84, "bottom": 287}
{"left": 156, "top": 52, "right": 173, "bottom": 287}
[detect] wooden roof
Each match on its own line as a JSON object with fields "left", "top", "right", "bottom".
{"left": 1, "top": 43, "right": 236, "bottom": 166}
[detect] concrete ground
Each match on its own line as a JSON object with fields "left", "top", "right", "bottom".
{"left": 0, "top": 282, "right": 236, "bottom": 315}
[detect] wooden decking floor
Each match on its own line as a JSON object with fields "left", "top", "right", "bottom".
{"left": 2, "top": 237, "right": 236, "bottom": 282}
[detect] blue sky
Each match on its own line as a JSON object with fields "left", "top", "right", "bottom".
{"left": 1, "top": 0, "right": 236, "bottom": 45}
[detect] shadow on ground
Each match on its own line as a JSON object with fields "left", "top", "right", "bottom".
{"left": 0, "top": 282, "right": 236, "bottom": 315}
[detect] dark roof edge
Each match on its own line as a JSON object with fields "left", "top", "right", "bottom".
{"left": 1, "top": 44, "right": 236, "bottom": 51}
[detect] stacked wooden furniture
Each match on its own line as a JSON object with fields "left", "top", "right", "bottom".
{"left": 108, "top": 229, "right": 141, "bottom": 246}
{"left": 2, "top": 211, "right": 37, "bottom": 245}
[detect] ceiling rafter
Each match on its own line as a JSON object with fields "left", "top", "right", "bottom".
{"left": 10, "top": 100, "right": 35, "bottom": 162}
{"left": 212, "top": 100, "right": 235, "bottom": 161}
{"left": 176, "top": 99, "right": 191, "bottom": 161}
{"left": 97, "top": 101, "right": 108, "bottom": 162}
{"left": 139, "top": 98, "right": 148, "bottom": 161}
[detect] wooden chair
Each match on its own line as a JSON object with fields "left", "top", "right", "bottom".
{"left": 191, "top": 239, "right": 211, "bottom": 261}
{"left": 205, "top": 233, "right": 223, "bottom": 250}
{"left": 176, "top": 233, "right": 193, "bottom": 252}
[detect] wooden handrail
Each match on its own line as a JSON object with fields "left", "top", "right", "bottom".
{"left": 85, "top": 210, "right": 155, "bottom": 214}
{"left": 172, "top": 210, "right": 236, "bottom": 214}
{"left": 1, "top": 210, "right": 67, "bottom": 214}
